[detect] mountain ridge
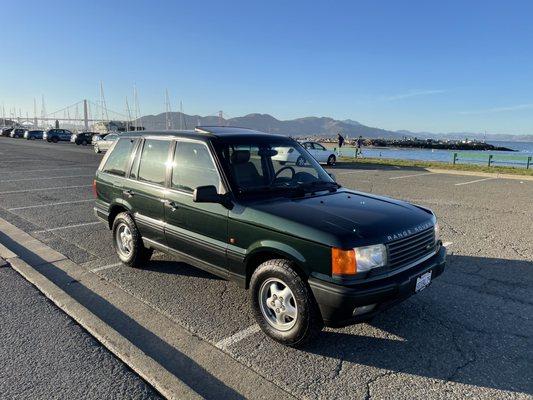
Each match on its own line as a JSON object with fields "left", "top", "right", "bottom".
{"left": 136, "top": 112, "right": 530, "bottom": 141}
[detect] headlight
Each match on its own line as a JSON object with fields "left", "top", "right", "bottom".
{"left": 354, "top": 244, "right": 387, "bottom": 272}
{"left": 331, "top": 244, "right": 387, "bottom": 275}
{"left": 434, "top": 221, "right": 440, "bottom": 242}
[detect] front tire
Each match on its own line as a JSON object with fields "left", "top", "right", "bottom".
{"left": 112, "top": 212, "right": 153, "bottom": 268}
{"left": 296, "top": 156, "right": 306, "bottom": 167}
{"left": 327, "top": 154, "right": 336, "bottom": 165}
{"left": 250, "top": 259, "right": 323, "bottom": 347}
{"left": 94, "top": 145, "right": 101, "bottom": 153}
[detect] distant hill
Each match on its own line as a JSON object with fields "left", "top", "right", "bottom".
{"left": 137, "top": 112, "right": 404, "bottom": 138}
{"left": 136, "top": 111, "right": 531, "bottom": 141}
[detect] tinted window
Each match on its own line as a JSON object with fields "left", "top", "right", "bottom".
{"left": 172, "top": 141, "right": 220, "bottom": 192}
{"left": 137, "top": 139, "right": 170, "bottom": 185}
{"left": 102, "top": 138, "right": 136, "bottom": 177}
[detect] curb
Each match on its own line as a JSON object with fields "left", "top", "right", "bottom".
{"left": 0, "top": 217, "right": 295, "bottom": 400}
{"left": 426, "top": 168, "right": 533, "bottom": 181}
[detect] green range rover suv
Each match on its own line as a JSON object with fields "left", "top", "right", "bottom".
{"left": 94, "top": 127, "right": 446, "bottom": 346}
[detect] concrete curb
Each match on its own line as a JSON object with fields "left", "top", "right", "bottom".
{"left": 0, "top": 217, "right": 295, "bottom": 400}
{"left": 426, "top": 168, "right": 533, "bottom": 181}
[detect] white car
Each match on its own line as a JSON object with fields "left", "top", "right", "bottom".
{"left": 274, "top": 141, "right": 336, "bottom": 166}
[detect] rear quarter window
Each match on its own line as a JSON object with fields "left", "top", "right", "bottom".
{"left": 137, "top": 139, "right": 171, "bottom": 185}
{"left": 101, "top": 138, "right": 136, "bottom": 177}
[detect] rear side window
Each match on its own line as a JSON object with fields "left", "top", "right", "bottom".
{"left": 102, "top": 138, "right": 136, "bottom": 177}
{"left": 137, "top": 139, "right": 170, "bottom": 185}
{"left": 172, "top": 141, "right": 221, "bottom": 192}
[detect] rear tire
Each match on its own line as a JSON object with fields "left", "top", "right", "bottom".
{"left": 250, "top": 259, "right": 323, "bottom": 347}
{"left": 52, "top": 137, "right": 58, "bottom": 143}
{"left": 296, "top": 156, "right": 306, "bottom": 167}
{"left": 82, "top": 139, "right": 88, "bottom": 146}
{"left": 327, "top": 154, "right": 336, "bottom": 165}
{"left": 112, "top": 212, "right": 153, "bottom": 268}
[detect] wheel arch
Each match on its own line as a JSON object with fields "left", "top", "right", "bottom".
{"left": 107, "top": 200, "right": 133, "bottom": 229}
{"left": 244, "top": 242, "right": 308, "bottom": 289}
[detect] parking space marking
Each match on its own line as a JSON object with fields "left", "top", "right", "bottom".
{"left": 90, "top": 263, "right": 122, "bottom": 273}
{"left": 0, "top": 165, "right": 97, "bottom": 175}
{"left": 34, "top": 221, "right": 101, "bottom": 234}
{"left": 0, "top": 159, "right": 43, "bottom": 164}
{"left": 389, "top": 172, "right": 435, "bottom": 180}
{"left": 0, "top": 174, "right": 94, "bottom": 183}
{"left": 443, "top": 241, "right": 453, "bottom": 248}
{"left": 454, "top": 177, "right": 496, "bottom": 186}
{"left": 0, "top": 184, "right": 92, "bottom": 195}
{"left": 7, "top": 199, "right": 94, "bottom": 211}
{"left": 215, "top": 324, "right": 261, "bottom": 350}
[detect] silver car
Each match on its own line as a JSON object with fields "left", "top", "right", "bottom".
{"left": 93, "top": 133, "right": 119, "bottom": 153}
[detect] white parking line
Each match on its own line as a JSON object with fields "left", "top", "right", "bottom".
{"left": 34, "top": 221, "right": 102, "bottom": 234}
{"left": 215, "top": 324, "right": 261, "bottom": 350}
{"left": 90, "top": 262, "right": 122, "bottom": 273}
{"left": 0, "top": 159, "right": 42, "bottom": 163}
{"left": 443, "top": 241, "right": 453, "bottom": 248}
{"left": 389, "top": 172, "right": 435, "bottom": 180}
{"left": 8, "top": 199, "right": 94, "bottom": 211}
{"left": 454, "top": 177, "right": 496, "bottom": 186}
{"left": 0, "top": 174, "right": 94, "bottom": 183}
{"left": 0, "top": 184, "right": 91, "bottom": 195}
{"left": 0, "top": 165, "right": 97, "bottom": 175}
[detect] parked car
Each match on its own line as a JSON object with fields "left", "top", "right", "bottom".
{"left": 94, "top": 127, "right": 445, "bottom": 346}
{"left": 273, "top": 141, "right": 336, "bottom": 166}
{"left": 71, "top": 132, "right": 98, "bottom": 145}
{"left": 91, "top": 133, "right": 109, "bottom": 144}
{"left": 93, "top": 133, "right": 119, "bottom": 153}
{"left": 10, "top": 128, "right": 26, "bottom": 138}
{"left": 1, "top": 127, "right": 13, "bottom": 137}
{"left": 43, "top": 128, "right": 73, "bottom": 143}
{"left": 24, "top": 130, "right": 44, "bottom": 140}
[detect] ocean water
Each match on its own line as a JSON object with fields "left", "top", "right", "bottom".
{"left": 327, "top": 140, "right": 533, "bottom": 168}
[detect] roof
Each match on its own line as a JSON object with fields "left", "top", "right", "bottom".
{"left": 119, "top": 126, "right": 288, "bottom": 140}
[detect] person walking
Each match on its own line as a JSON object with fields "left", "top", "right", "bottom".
{"left": 355, "top": 135, "right": 364, "bottom": 158}
{"left": 338, "top": 133, "right": 345, "bottom": 148}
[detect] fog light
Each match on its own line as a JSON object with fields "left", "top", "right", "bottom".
{"left": 352, "top": 304, "right": 377, "bottom": 316}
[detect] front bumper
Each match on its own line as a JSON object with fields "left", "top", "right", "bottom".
{"left": 309, "top": 246, "right": 446, "bottom": 327}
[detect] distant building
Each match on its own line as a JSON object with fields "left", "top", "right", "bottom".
{"left": 92, "top": 120, "right": 144, "bottom": 134}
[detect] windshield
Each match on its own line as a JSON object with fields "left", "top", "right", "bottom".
{"left": 214, "top": 137, "right": 337, "bottom": 198}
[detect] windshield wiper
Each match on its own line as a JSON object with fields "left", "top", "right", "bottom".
{"left": 299, "top": 180, "right": 341, "bottom": 193}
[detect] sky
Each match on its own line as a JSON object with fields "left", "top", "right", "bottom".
{"left": 1, "top": 0, "right": 533, "bottom": 135}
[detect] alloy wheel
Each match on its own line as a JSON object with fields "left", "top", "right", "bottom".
{"left": 258, "top": 278, "right": 298, "bottom": 331}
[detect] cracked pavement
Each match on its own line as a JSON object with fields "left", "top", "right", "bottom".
{"left": 0, "top": 138, "right": 531, "bottom": 399}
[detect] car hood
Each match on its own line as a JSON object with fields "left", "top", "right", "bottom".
{"left": 232, "top": 189, "right": 435, "bottom": 248}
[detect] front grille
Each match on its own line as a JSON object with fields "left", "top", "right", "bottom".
{"left": 387, "top": 227, "right": 435, "bottom": 269}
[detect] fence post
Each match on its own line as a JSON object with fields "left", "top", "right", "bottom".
{"left": 453, "top": 153, "right": 458, "bottom": 165}
{"left": 488, "top": 154, "right": 493, "bottom": 167}
{"left": 527, "top": 156, "right": 532, "bottom": 170}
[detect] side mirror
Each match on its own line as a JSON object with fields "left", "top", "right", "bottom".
{"left": 193, "top": 185, "right": 219, "bottom": 203}
{"left": 193, "top": 185, "right": 232, "bottom": 209}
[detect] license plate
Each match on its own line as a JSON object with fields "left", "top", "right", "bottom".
{"left": 415, "top": 271, "right": 432, "bottom": 292}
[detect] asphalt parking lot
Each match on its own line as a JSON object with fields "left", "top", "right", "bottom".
{"left": 0, "top": 137, "right": 531, "bottom": 399}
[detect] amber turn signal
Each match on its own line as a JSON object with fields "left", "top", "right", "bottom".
{"left": 331, "top": 247, "right": 356, "bottom": 275}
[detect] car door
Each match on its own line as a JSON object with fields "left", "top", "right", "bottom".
{"left": 125, "top": 138, "right": 171, "bottom": 245}
{"left": 164, "top": 139, "right": 229, "bottom": 273}
{"left": 311, "top": 142, "right": 328, "bottom": 163}
{"left": 302, "top": 142, "right": 319, "bottom": 161}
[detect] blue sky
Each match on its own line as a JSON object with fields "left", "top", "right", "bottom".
{"left": 2, "top": 0, "right": 533, "bottom": 135}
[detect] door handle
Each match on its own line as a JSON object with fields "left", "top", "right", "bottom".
{"left": 164, "top": 200, "right": 179, "bottom": 211}
{"left": 123, "top": 189, "right": 135, "bottom": 198}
